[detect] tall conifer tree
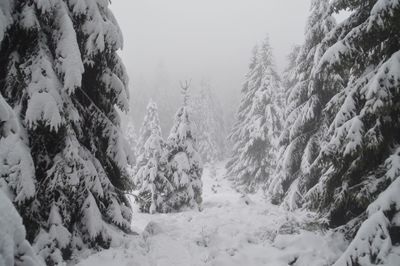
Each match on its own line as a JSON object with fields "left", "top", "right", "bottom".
{"left": 227, "top": 37, "right": 283, "bottom": 192}
{"left": 268, "top": 0, "right": 339, "bottom": 207}
{"left": 0, "top": 1, "right": 133, "bottom": 263}
{"left": 303, "top": 1, "right": 400, "bottom": 264}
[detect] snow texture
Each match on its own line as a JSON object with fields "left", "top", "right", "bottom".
{"left": 77, "top": 163, "right": 347, "bottom": 266}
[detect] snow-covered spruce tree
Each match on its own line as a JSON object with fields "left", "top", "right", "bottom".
{"left": 163, "top": 82, "right": 203, "bottom": 212}
{"left": 301, "top": 1, "right": 400, "bottom": 263}
{"left": 227, "top": 37, "right": 284, "bottom": 193}
{"left": 333, "top": 148, "right": 400, "bottom": 265}
{"left": 0, "top": 1, "right": 132, "bottom": 264}
{"left": 226, "top": 46, "right": 259, "bottom": 182}
{"left": 0, "top": 0, "right": 36, "bottom": 221}
{"left": 190, "top": 82, "right": 227, "bottom": 163}
{"left": 0, "top": 95, "right": 34, "bottom": 201}
{"left": 134, "top": 100, "right": 162, "bottom": 186}
{"left": 0, "top": 189, "right": 44, "bottom": 266}
{"left": 134, "top": 100, "right": 172, "bottom": 213}
{"left": 270, "top": 45, "right": 301, "bottom": 208}
{"left": 267, "top": 0, "right": 339, "bottom": 207}
{"left": 0, "top": 4, "right": 41, "bottom": 265}
{"left": 0, "top": 94, "right": 41, "bottom": 266}
{"left": 282, "top": 45, "right": 301, "bottom": 108}
{"left": 136, "top": 99, "right": 162, "bottom": 159}
{"left": 135, "top": 130, "right": 172, "bottom": 214}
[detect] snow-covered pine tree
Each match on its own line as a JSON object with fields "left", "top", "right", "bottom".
{"left": 136, "top": 99, "right": 162, "bottom": 159}
{"left": 282, "top": 45, "right": 301, "bottom": 109}
{"left": 0, "top": 189, "right": 44, "bottom": 266}
{"left": 135, "top": 130, "right": 172, "bottom": 214}
{"left": 227, "top": 37, "right": 284, "bottom": 193}
{"left": 163, "top": 81, "right": 203, "bottom": 212}
{"left": 270, "top": 45, "right": 301, "bottom": 207}
{"left": 0, "top": 0, "right": 36, "bottom": 225}
{"left": 267, "top": 0, "right": 338, "bottom": 208}
{"left": 133, "top": 100, "right": 172, "bottom": 213}
{"left": 226, "top": 46, "right": 259, "bottom": 183}
{"left": 0, "top": 1, "right": 132, "bottom": 264}
{"left": 0, "top": 4, "right": 41, "bottom": 265}
{"left": 301, "top": 1, "right": 400, "bottom": 263}
{"left": 190, "top": 82, "right": 227, "bottom": 163}
{"left": 134, "top": 100, "right": 162, "bottom": 186}
{"left": 0, "top": 93, "right": 39, "bottom": 266}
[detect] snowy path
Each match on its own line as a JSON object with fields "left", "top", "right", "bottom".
{"left": 78, "top": 163, "right": 345, "bottom": 266}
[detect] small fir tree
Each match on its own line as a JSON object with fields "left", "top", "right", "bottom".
{"left": 136, "top": 99, "right": 163, "bottom": 157}
{"left": 163, "top": 81, "right": 203, "bottom": 212}
{"left": 134, "top": 100, "right": 162, "bottom": 186}
{"left": 134, "top": 101, "right": 173, "bottom": 213}
{"left": 136, "top": 131, "right": 172, "bottom": 214}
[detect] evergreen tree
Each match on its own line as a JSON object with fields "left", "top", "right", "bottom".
{"left": 301, "top": 1, "right": 400, "bottom": 264}
{"left": 267, "top": 0, "right": 338, "bottom": 207}
{"left": 0, "top": 1, "right": 133, "bottom": 264}
{"left": 135, "top": 131, "right": 172, "bottom": 214}
{"left": 0, "top": 189, "right": 44, "bottom": 266}
{"left": 134, "top": 100, "right": 162, "bottom": 186}
{"left": 0, "top": 87, "right": 36, "bottom": 224}
{"left": 282, "top": 45, "right": 301, "bottom": 109}
{"left": 226, "top": 46, "right": 259, "bottom": 179}
{"left": 164, "top": 82, "right": 203, "bottom": 212}
{"left": 0, "top": 93, "right": 39, "bottom": 265}
{"left": 134, "top": 100, "right": 172, "bottom": 213}
{"left": 270, "top": 45, "right": 301, "bottom": 208}
{"left": 136, "top": 99, "right": 162, "bottom": 158}
{"left": 227, "top": 37, "right": 284, "bottom": 193}
{"left": 0, "top": 4, "right": 41, "bottom": 265}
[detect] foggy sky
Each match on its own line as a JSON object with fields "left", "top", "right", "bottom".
{"left": 111, "top": 0, "right": 312, "bottom": 109}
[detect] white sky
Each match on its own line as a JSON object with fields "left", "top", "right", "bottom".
{"left": 111, "top": 0, "right": 312, "bottom": 107}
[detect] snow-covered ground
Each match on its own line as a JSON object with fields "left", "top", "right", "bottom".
{"left": 78, "top": 162, "right": 347, "bottom": 266}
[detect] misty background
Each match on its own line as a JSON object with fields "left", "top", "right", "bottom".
{"left": 111, "top": 0, "right": 312, "bottom": 134}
